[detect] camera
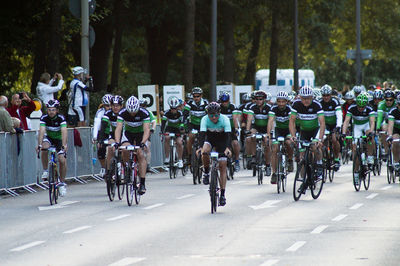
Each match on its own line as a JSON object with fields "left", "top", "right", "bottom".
{"left": 18, "top": 92, "right": 24, "bottom": 99}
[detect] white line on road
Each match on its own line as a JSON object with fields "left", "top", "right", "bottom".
{"left": 332, "top": 214, "right": 348, "bottom": 222}
{"left": 311, "top": 225, "right": 329, "bottom": 234}
{"left": 249, "top": 200, "right": 282, "bottom": 210}
{"left": 142, "top": 203, "right": 165, "bottom": 210}
{"left": 349, "top": 203, "right": 363, "bottom": 210}
{"left": 381, "top": 185, "right": 392, "bottom": 190}
{"left": 107, "top": 214, "right": 131, "bottom": 221}
{"left": 260, "top": 259, "right": 279, "bottom": 266}
{"left": 63, "top": 225, "right": 92, "bottom": 234}
{"left": 108, "top": 257, "right": 146, "bottom": 266}
{"left": 38, "top": 201, "right": 79, "bottom": 211}
{"left": 286, "top": 241, "right": 306, "bottom": 252}
{"left": 176, "top": 194, "right": 195, "bottom": 200}
{"left": 60, "top": 200, "right": 80, "bottom": 206}
{"left": 10, "top": 241, "right": 45, "bottom": 252}
{"left": 366, "top": 193, "right": 379, "bottom": 199}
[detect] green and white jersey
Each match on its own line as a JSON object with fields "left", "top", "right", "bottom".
{"left": 247, "top": 102, "right": 272, "bottom": 127}
{"left": 220, "top": 103, "right": 241, "bottom": 128}
{"left": 377, "top": 100, "right": 395, "bottom": 129}
{"left": 117, "top": 107, "right": 150, "bottom": 134}
{"left": 269, "top": 105, "right": 291, "bottom": 129}
{"left": 388, "top": 107, "right": 400, "bottom": 130}
{"left": 184, "top": 98, "right": 209, "bottom": 125}
{"left": 40, "top": 114, "right": 67, "bottom": 140}
{"left": 346, "top": 104, "right": 375, "bottom": 125}
{"left": 319, "top": 97, "right": 341, "bottom": 126}
{"left": 291, "top": 99, "right": 324, "bottom": 131}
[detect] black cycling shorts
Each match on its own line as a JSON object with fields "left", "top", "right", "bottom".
{"left": 275, "top": 128, "right": 290, "bottom": 138}
{"left": 188, "top": 123, "right": 200, "bottom": 132}
{"left": 252, "top": 125, "right": 267, "bottom": 134}
{"left": 122, "top": 131, "right": 144, "bottom": 145}
{"left": 299, "top": 129, "right": 319, "bottom": 141}
{"left": 165, "top": 126, "right": 181, "bottom": 134}
{"left": 204, "top": 133, "right": 228, "bottom": 156}
{"left": 43, "top": 136, "right": 63, "bottom": 152}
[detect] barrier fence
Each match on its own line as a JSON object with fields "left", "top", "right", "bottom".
{"left": 0, "top": 126, "right": 165, "bottom": 196}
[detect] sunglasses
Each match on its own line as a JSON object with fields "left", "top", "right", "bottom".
{"left": 193, "top": 95, "right": 201, "bottom": 98}
{"left": 386, "top": 98, "right": 394, "bottom": 102}
{"left": 255, "top": 98, "right": 264, "bottom": 101}
{"left": 208, "top": 114, "right": 220, "bottom": 118}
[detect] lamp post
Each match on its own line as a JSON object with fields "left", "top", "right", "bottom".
{"left": 210, "top": 0, "right": 217, "bottom": 101}
{"left": 293, "top": 0, "right": 299, "bottom": 92}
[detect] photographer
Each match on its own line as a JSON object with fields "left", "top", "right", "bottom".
{"left": 36, "top": 72, "right": 64, "bottom": 105}
{"left": 6, "top": 92, "right": 36, "bottom": 130}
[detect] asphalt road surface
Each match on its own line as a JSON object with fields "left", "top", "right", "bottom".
{"left": 1, "top": 162, "right": 400, "bottom": 266}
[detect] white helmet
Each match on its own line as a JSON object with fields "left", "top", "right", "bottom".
{"left": 102, "top": 94, "right": 113, "bottom": 105}
{"left": 168, "top": 96, "right": 180, "bottom": 108}
{"left": 72, "top": 66, "right": 86, "bottom": 75}
{"left": 126, "top": 96, "right": 140, "bottom": 113}
{"left": 320, "top": 84, "right": 332, "bottom": 95}
{"left": 276, "top": 91, "right": 288, "bottom": 100}
{"left": 299, "top": 85, "right": 314, "bottom": 97}
{"left": 265, "top": 92, "right": 272, "bottom": 101}
{"left": 344, "top": 91, "right": 355, "bottom": 100}
{"left": 352, "top": 85, "right": 362, "bottom": 94}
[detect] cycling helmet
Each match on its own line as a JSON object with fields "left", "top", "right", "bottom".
{"left": 313, "top": 88, "right": 321, "bottom": 100}
{"left": 299, "top": 85, "right": 314, "bottom": 97}
{"left": 397, "top": 94, "right": 400, "bottom": 105}
{"left": 353, "top": 85, "right": 362, "bottom": 94}
{"left": 384, "top": 90, "right": 395, "bottom": 99}
{"left": 126, "top": 96, "right": 140, "bottom": 113}
{"left": 168, "top": 96, "right": 180, "bottom": 108}
{"left": 276, "top": 91, "right": 288, "bottom": 100}
{"left": 368, "top": 84, "right": 377, "bottom": 91}
{"left": 254, "top": 90, "right": 266, "bottom": 99}
{"left": 46, "top": 99, "right": 60, "bottom": 108}
{"left": 206, "top": 102, "right": 221, "bottom": 114}
{"left": 102, "top": 94, "right": 113, "bottom": 105}
{"left": 344, "top": 91, "right": 355, "bottom": 100}
{"left": 356, "top": 94, "right": 369, "bottom": 107}
{"left": 186, "top": 92, "right": 193, "bottom": 101}
{"left": 242, "top": 93, "right": 251, "bottom": 102}
{"left": 178, "top": 98, "right": 184, "bottom": 106}
{"left": 266, "top": 92, "right": 272, "bottom": 101}
{"left": 139, "top": 99, "right": 148, "bottom": 107}
{"left": 72, "top": 66, "right": 86, "bottom": 75}
{"left": 111, "top": 95, "right": 124, "bottom": 105}
{"left": 251, "top": 91, "right": 258, "bottom": 99}
{"left": 219, "top": 91, "right": 230, "bottom": 102}
{"left": 192, "top": 87, "right": 203, "bottom": 95}
{"left": 373, "top": 90, "right": 384, "bottom": 100}
{"left": 320, "top": 84, "right": 332, "bottom": 95}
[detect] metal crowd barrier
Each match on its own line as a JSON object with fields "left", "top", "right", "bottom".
{"left": 0, "top": 125, "right": 165, "bottom": 196}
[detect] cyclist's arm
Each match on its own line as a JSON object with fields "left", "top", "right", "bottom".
{"left": 114, "top": 121, "right": 123, "bottom": 143}
{"left": 289, "top": 113, "right": 297, "bottom": 138}
{"left": 38, "top": 125, "right": 46, "bottom": 146}
{"left": 369, "top": 114, "right": 376, "bottom": 133}
{"left": 267, "top": 115, "right": 275, "bottom": 138}
{"left": 93, "top": 112, "right": 103, "bottom": 140}
{"left": 246, "top": 113, "right": 254, "bottom": 131}
{"left": 198, "top": 116, "right": 207, "bottom": 147}
{"left": 317, "top": 115, "right": 325, "bottom": 140}
{"left": 376, "top": 109, "right": 384, "bottom": 130}
{"left": 342, "top": 114, "right": 351, "bottom": 134}
{"left": 335, "top": 106, "right": 343, "bottom": 128}
{"left": 182, "top": 104, "right": 190, "bottom": 124}
{"left": 161, "top": 116, "right": 167, "bottom": 133}
{"left": 387, "top": 119, "right": 394, "bottom": 136}
{"left": 223, "top": 116, "right": 232, "bottom": 148}
{"left": 141, "top": 121, "right": 150, "bottom": 145}
{"left": 97, "top": 119, "right": 109, "bottom": 142}
{"left": 61, "top": 125, "right": 68, "bottom": 151}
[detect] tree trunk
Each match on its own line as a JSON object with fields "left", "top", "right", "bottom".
{"left": 222, "top": 0, "right": 235, "bottom": 83}
{"left": 146, "top": 25, "right": 169, "bottom": 87}
{"left": 47, "top": 0, "right": 62, "bottom": 75}
{"left": 110, "top": 0, "right": 124, "bottom": 92}
{"left": 183, "top": 0, "right": 196, "bottom": 92}
{"left": 90, "top": 22, "right": 113, "bottom": 92}
{"left": 243, "top": 22, "right": 263, "bottom": 85}
{"left": 269, "top": 4, "right": 279, "bottom": 85}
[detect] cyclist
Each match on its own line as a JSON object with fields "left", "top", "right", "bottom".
{"left": 319, "top": 84, "right": 343, "bottom": 171}
{"left": 352, "top": 85, "right": 363, "bottom": 98}
{"left": 183, "top": 87, "right": 209, "bottom": 164}
{"left": 267, "top": 91, "right": 294, "bottom": 184}
{"left": 140, "top": 99, "right": 156, "bottom": 172}
{"left": 218, "top": 92, "right": 241, "bottom": 172}
{"left": 37, "top": 100, "right": 68, "bottom": 196}
{"left": 197, "top": 102, "right": 232, "bottom": 206}
{"left": 114, "top": 96, "right": 150, "bottom": 195}
{"left": 342, "top": 93, "right": 376, "bottom": 183}
{"left": 93, "top": 94, "right": 113, "bottom": 177}
{"left": 266, "top": 92, "right": 273, "bottom": 105}
{"left": 97, "top": 95, "right": 124, "bottom": 181}
{"left": 386, "top": 94, "right": 400, "bottom": 173}
{"left": 289, "top": 86, "right": 325, "bottom": 179}
{"left": 161, "top": 96, "right": 185, "bottom": 168}
{"left": 377, "top": 90, "right": 396, "bottom": 159}
{"left": 369, "top": 89, "right": 384, "bottom": 112}
{"left": 245, "top": 90, "right": 272, "bottom": 176}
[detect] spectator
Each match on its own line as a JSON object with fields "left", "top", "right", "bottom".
{"left": 67, "top": 66, "right": 93, "bottom": 127}
{"left": 6, "top": 92, "right": 36, "bottom": 130}
{"left": 0, "top": 96, "right": 16, "bottom": 133}
{"left": 36, "top": 72, "right": 64, "bottom": 105}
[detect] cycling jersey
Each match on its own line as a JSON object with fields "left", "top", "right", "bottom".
{"left": 199, "top": 114, "right": 231, "bottom": 152}
{"left": 269, "top": 105, "right": 291, "bottom": 129}
{"left": 346, "top": 104, "right": 375, "bottom": 125}
{"left": 117, "top": 107, "right": 150, "bottom": 133}
{"left": 220, "top": 103, "right": 241, "bottom": 128}
{"left": 319, "top": 97, "right": 342, "bottom": 127}
{"left": 388, "top": 107, "right": 400, "bottom": 132}
{"left": 247, "top": 102, "right": 272, "bottom": 127}
{"left": 93, "top": 107, "right": 106, "bottom": 140}
{"left": 161, "top": 109, "right": 184, "bottom": 132}
{"left": 40, "top": 114, "right": 67, "bottom": 140}
{"left": 377, "top": 100, "right": 395, "bottom": 129}
{"left": 98, "top": 109, "right": 121, "bottom": 140}
{"left": 291, "top": 99, "right": 324, "bottom": 131}
{"left": 368, "top": 100, "right": 379, "bottom": 113}
{"left": 183, "top": 98, "right": 209, "bottom": 125}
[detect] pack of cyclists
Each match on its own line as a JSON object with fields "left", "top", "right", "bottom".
{"left": 37, "top": 84, "right": 400, "bottom": 205}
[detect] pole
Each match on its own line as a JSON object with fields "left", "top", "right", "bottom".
{"left": 355, "top": 0, "right": 362, "bottom": 85}
{"left": 293, "top": 0, "right": 299, "bottom": 91}
{"left": 81, "top": 0, "right": 90, "bottom": 125}
{"left": 210, "top": 0, "right": 217, "bottom": 101}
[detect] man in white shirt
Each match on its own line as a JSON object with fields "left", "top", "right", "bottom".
{"left": 36, "top": 72, "right": 64, "bottom": 105}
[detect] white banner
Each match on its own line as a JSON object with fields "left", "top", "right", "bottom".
{"left": 235, "top": 85, "right": 253, "bottom": 106}
{"left": 163, "top": 85, "right": 184, "bottom": 111}
{"left": 216, "top": 84, "right": 234, "bottom": 104}
{"left": 138, "top": 85, "right": 157, "bottom": 112}
{"left": 259, "top": 85, "right": 292, "bottom": 102}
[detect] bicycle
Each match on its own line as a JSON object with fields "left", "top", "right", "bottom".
{"left": 119, "top": 145, "right": 141, "bottom": 206}
{"left": 161, "top": 132, "right": 179, "bottom": 179}
{"left": 209, "top": 151, "right": 221, "bottom": 214}
{"left": 226, "top": 156, "right": 235, "bottom": 181}
{"left": 371, "top": 132, "right": 384, "bottom": 176}
{"left": 252, "top": 133, "right": 266, "bottom": 185}
{"left": 341, "top": 136, "right": 352, "bottom": 165}
{"left": 387, "top": 139, "right": 400, "bottom": 184}
{"left": 322, "top": 130, "right": 335, "bottom": 183}
{"left": 103, "top": 140, "right": 124, "bottom": 201}
{"left": 350, "top": 135, "right": 371, "bottom": 191}
{"left": 190, "top": 129, "right": 202, "bottom": 185}
{"left": 181, "top": 132, "right": 189, "bottom": 176}
{"left": 293, "top": 139, "right": 324, "bottom": 201}
{"left": 274, "top": 136, "right": 288, "bottom": 194}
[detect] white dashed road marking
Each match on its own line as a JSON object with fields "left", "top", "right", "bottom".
{"left": 260, "top": 259, "right": 279, "bottom": 266}
{"left": 332, "top": 214, "right": 348, "bottom": 222}
{"left": 63, "top": 225, "right": 92, "bottom": 234}
{"left": 142, "top": 203, "right": 165, "bottom": 210}
{"left": 108, "top": 257, "right": 146, "bottom": 266}
{"left": 349, "top": 203, "right": 363, "bottom": 210}
{"left": 249, "top": 200, "right": 282, "bottom": 210}
{"left": 286, "top": 241, "right": 306, "bottom": 252}
{"left": 10, "top": 241, "right": 45, "bottom": 252}
{"left": 176, "top": 194, "right": 195, "bottom": 200}
{"left": 311, "top": 225, "right": 329, "bottom": 234}
{"left": 380, "top": 186, "right": 392, "bottom": 191}
{"left": 366, "top": 193, "right": 379, "bottom": 199}
{"left": 107, "top": 214, "right": 131, "bottom": 221}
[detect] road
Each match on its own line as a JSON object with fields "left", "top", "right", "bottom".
{"left": 1, "top": 162, "right": 400, "bottom": 266}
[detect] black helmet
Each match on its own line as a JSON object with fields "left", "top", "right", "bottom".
{"left": 254, "top": 90, "right": 266, "bottom": 99}
{"left": 206, "top": 102, "right": 221, "bottom": 114}
{"left": 384, "top": 90, "right": 395, "bottom": 99}
{"left": 46, "top": 99, "right": 60, "bottom": 108}
{"left": 111, "top": 95, "right": 124, "bottom": 105}
{"left": 192, "top": 87, "right": 203, "bottom": 95}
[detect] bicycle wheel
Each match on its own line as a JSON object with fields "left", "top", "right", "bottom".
{"left": 353, "top": 152, "right": 362, "bottom": 191}
{"left": 257, "top": 165, "right": 263, "bottom": 185}
{"left": 192, "top": 149, "right": 198, "bottom": 184}
{"left": 322, "top": 147, "right": 328, "bottom": 183}
{"left": 48, "top": 163, "right": 57, "bottom": 205}
{"left": 310, "top": 163, "right": 324, "bottom": 199}
{"left": 133, "top": 165, "right": 140, "bottom": 204}
{"left": 328, "top": 149, "right": 335, "bottom": 182}
{"left": 363, "top": 169, "right": 371, "bottom": 190}
{"left": 293, "top": 160, "right": 306, "bottom": 201}
{"left": 387, "top": 149, "right": 393, "bottom": 184}
{"left": 210, "top": 167, "right": 218, "bottom": 214}
{"left": 107, "top": 160, "right": 116, "bottom": 201}
{"left": 169, "top": 147, "right": 174, "bottom": 179}
{"left": 116, "top": 161, "right": 124, "bottom": 200}
{"left": 277, "top": 153, "right": 282, "bottom": 194}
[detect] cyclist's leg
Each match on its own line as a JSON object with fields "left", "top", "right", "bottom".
{"left": 176, "top": 136, "right": 183, "bottom": 160}
{"left": 380, "top": 124, "right": 389, "bottom": 154}
{"left": 105, "top": 139, "right": 115, "bottom": 170}
{"left": 57, "top": 152, "right": 67, "bottom": 182}
{"left": 164, "top": 134, "right": 170, "bottom": 161}
{"left": 97, "top": 141, "right": 106, "bottom": 169}
{"left": 41, "top": 139, "right": 51, "bottom": 170}
{"left": 145, "top": 139, "right": 151, "bottom": 168}
{"left": 393, "top": 133, "right": 400, "bottom": 170}
{"left": 186, "top": 123, "right": 196, "bottom": 158}
{"left": 201, "top": 142, "right": 212, "bottom": 184}
{"left": 271, "top": 143, "right": 279, "bottom": 174}
{"left": 248, "top": 128, "right": 257, "bottom": 157}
